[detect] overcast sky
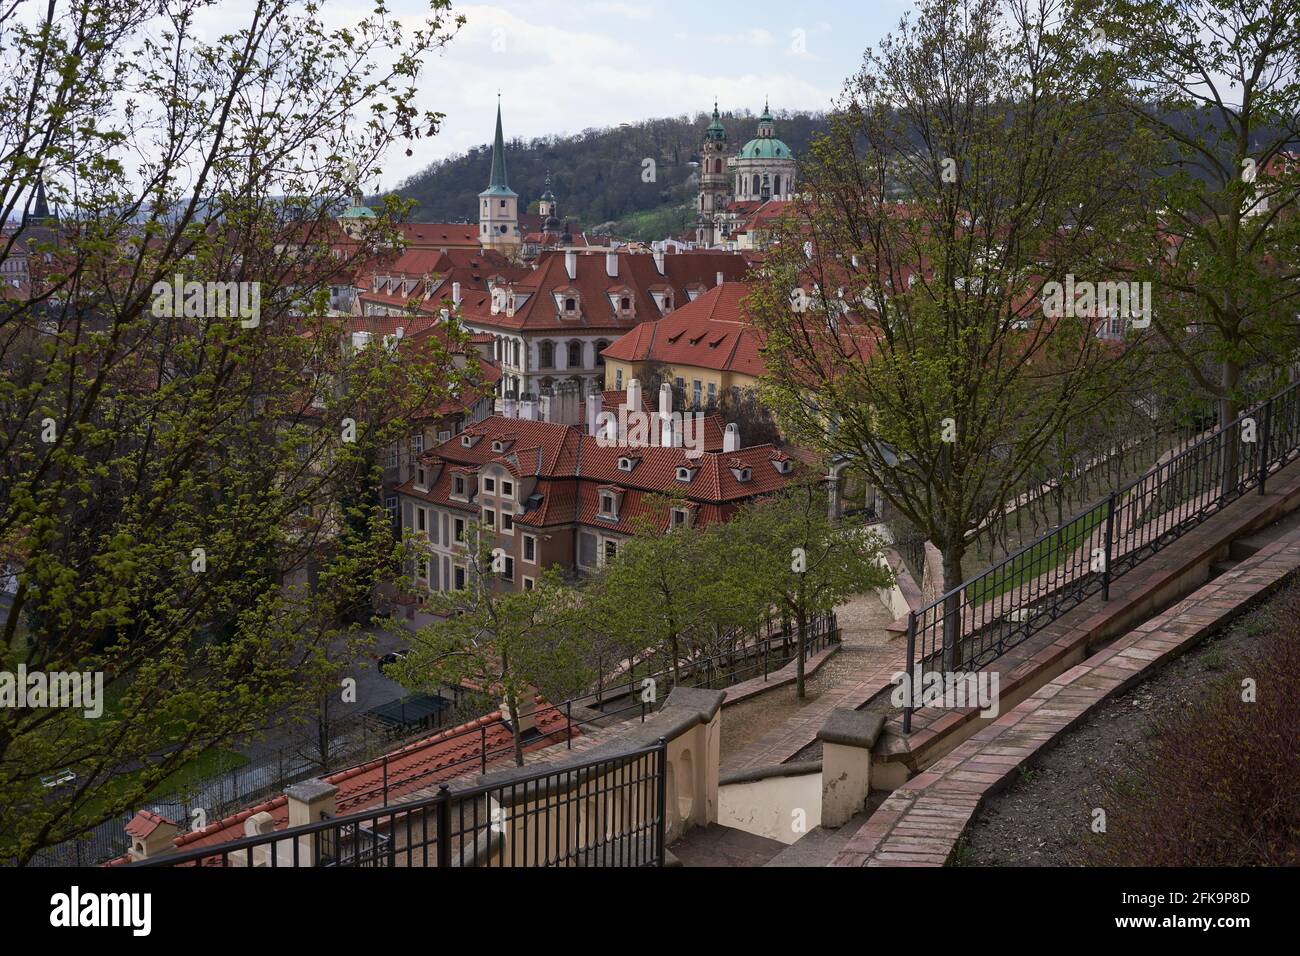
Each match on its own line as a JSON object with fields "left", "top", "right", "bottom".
{"left": 316, "top": 0, "right": 911, "bottom": 186}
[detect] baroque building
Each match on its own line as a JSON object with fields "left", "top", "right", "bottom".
{"left": 695, "top": 101, "right": 797, "bottom": 247}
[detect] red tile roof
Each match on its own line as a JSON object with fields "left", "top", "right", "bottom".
{"left": 601, "top": 282, "right": 766, "bottom": 377}
{"left": 459, "top": 249, "right": 750, "bottom": 333}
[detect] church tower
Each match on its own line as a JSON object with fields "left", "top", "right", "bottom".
{"left": 695, "top": 101, "right": 730, "bottom": 246}
{"left": 479, "top": 98, "right": 520, "bottom": 257}
{"left": 539, "top": 170, "right": 561, "bottom": 238}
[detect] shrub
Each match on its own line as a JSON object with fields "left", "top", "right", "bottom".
{"left": 1086, "top": 585, "right": 1300, "bottom": 865}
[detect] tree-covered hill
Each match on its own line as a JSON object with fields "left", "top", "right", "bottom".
{"left": 395, "top": 109, "right": 830, "bottom": 237}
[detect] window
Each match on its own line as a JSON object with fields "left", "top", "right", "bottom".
{"left": 454, "top": 566, "right": 466, "bottom": 590}
{"left": 416, "top": 466, "right": 427, "bottom": 487}
{"left": 621, "top": 297, "right": 630, "bottom": 310}
{"left": 599, "top": 492, "right": 616, "bottom": 516}
{"left": 707, "top": 382, "right": 717, "bottom": 404}
{"left": 502, "top": 512, "right": 514, "bottom": 533}
{"left": 385, "top": 495, "right": 399, "bottom": 523}
{"left": 454, "top": 518, "right": 465, "bottom": 542}
{"left": 384, "top": 444, "right": 398, "bottom": 469}
{"left": 461, "top": 435, "right": 474, "bottom": 447}
{"left": 411, "top": 434, "right": 424, "bottom": 456}
{"left": 417, "top": 508, "right": 427, "bottom": 532}
{"left": 523, "top": 534, "right": 536, "bottom": 563}
{"left": 753, "top": 174, "right": 761, "bottom": 194}
{"left": 616, "top": 368, "right": 623, "bottom": 389}
{"left": 692, "top": 380, "right": 702, "bottom": 407}
{"left": 671, "top": 507, "right": 689, "bottom": 528}
{"left": 595, "top": 341, "right": 608, "bottom": 367}
{"left": 568, "top": 341, "right": 582, "bottom": 368}
{"left": 483, "top": 476, "right": 496, "bottom": 494}
{"left": 453, "top": 476, "right": 466, "bottom": 496}
{"left": 675, "top": 377, "right": 685, "bottom": 391}
{"left": 676, "top": 466, "right": 694, "bottom": 482}
{"left": 523, "top": 576, "right": 535, "bottom": 591}
{"left": 773, "top": 175, "right": 781, "bottom": 195}
{"left": 579, "top": 532, "right": 597, "bottom": 567}
{"left": 438, "top": 430, "right": 451, "bottom": 443}
{"left": 501, "top": 556, "right": 514, "bottom": 581}
{"left": 540, "top": 341, "right": 554, "bottom": 368}
{"left": 604, "top": 540, "right": 618, "bottom": 564}
{"left": 565, "top": 297, "right": 576, "bottom": 311}
{"left": 617, "top": 457, "right": 635, "bottom": 472}
{"left": 482, "top": 508, "right": 495, "bottom": 528}
{"left": 501, "top": 480, "right": 514, "bottom": 498}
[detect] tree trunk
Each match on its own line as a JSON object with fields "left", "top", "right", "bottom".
{"left": 940, "top": 545, "right": 966, "bottom": 672}
{"left": 507, "top": 693, "right": 524, "bottom": 767}
{"left": 1220, "top": 358, "right": 1242, "bottom": 496}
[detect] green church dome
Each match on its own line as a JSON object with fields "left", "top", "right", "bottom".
{"left": 738, "top": 137, "right": 793, "bottom": 160}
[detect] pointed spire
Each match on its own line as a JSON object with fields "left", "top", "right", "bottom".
{"left": 489, "top": 97, "right": 510, "bottom": 190}
{"left": 33, "top": 174, "right": 50, "bottom": 219}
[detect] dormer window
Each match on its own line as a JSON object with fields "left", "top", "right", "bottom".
{"left": 771, "top": 457, "right": 794, "bottom": 475}
{"left": 676, "top": 466, "right": 695, "bottom": 483}
{"left": 670, "top": 507, "right": 690, "bottom": 528}
{"left": 492, "top": 440, "right": 504, "bottom": 453}
{"left": 453, "top": 475, "right": 466, "bottom": 496}
{"left": 599, "top": 491, "right": 619, "bottom": 519}
{"left": 617, "top": 456, "right": 639, "bottom": 472}
{"left": 730, "top": 466, "right": 752, "bottom": 482}
{"left": 620, "top": 297, "right": 631, "bottom": 310}
{"left": 565, "top": 297, "right": 576, "bottom": 311}
{"left": 416, "top": 466, "right": 428, "bottom": 487}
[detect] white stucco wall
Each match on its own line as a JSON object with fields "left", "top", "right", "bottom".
{"left": 718, "top": 772, "right": 822, "bottom": 845}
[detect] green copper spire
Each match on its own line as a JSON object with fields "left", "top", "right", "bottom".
{"left": 480, "top": 96, "right": 517, "bottom": 198}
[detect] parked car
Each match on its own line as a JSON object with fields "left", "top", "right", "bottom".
{"left": 377, "top": 649, "right": 409, "bottom": 674}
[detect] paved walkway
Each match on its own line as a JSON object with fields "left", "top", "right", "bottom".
{"left": 830, "top": 521, "right": 1300, "bottom": 867}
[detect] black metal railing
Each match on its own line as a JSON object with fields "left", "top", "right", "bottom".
{"left": 902, "top": 379, "right": 1300, "bottom": 731}
{"left": 132, "top": 739, "right": 668, "bottom": 868}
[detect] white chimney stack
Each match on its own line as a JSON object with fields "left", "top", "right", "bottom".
{"left": 661, "top": 415, "right": 675, "bottom": 448}
{"left": 565, "top": 251, "right": 577, "bottom": 279}
{"left": 520, "top": 399, "right": 538, "bottom": 421}
{"left": 395, "top": 327, "right": 404, "bottom": 340}
{"left": 626, "top": 377, "right": 642, "bottom": 413}
{"left": 653, "top": 250, "right": 665, "bottom": 275}
{"left": 723, "top": 422, "right": 740, "bottom": 453}
{"left": 452, "top": 281, "right": 462, "bottom": 305}
{"left": 658, "top": 382, "right": 672, "bottom": 418}
{"left": 503, "top": 396, "right": 517, "bottom": 419}
{"left": 440, "top": 308, "right": 450, "bottom": 322}
{"left": 586, "top": 392, "right": 603, "bottom": 436}
{"left": 716, "top": 271, "right": 724, "bottom": 287}
{"left": 606, "top": 251, "right": 619, "bottom": 277}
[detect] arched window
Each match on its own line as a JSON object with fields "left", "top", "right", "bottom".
{"left": 773, "top": 175, "right": 781, "bottom": 196}
{"left": 540, "top": 340, "right": 554, "bottom": 368}
{"left": 568, "top": 341, "right": 582, "bottom": 368}
{"left": 565, "top": 297, "right": 576, "bottom": 311}
{"left": 714, "top": 159, "right": 722, "bottom": 174}
{"left": 753, "top": 174, "right": 761, "bottom": 195}
{"left": 595, "top": 340, "right": 609, "bottom": 367}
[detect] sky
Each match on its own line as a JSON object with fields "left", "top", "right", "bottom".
{"left": 319, "top": 0, "right": 912, "bottom": 186}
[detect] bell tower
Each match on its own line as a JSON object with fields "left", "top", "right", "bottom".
{"left": 695, "top": 101, "right": 730, "bottom": 246}
{"left": 479, "top": 97, "right": 520, "bottom": 257}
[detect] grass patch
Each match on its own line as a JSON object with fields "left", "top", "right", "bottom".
{"left": 969, "top": 505, "right": 1106, "bottom": 604}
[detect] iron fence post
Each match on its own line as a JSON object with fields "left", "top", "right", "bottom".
{"left": 655, "top": 738, "right": 668, "bottom": 866}
{"left": 435, "top": 784, "right": 451, "bottom": 868}
{"left": 1259, "top": 400, "right": 1272, "bottom": 495}
{"left": 480, "top": 724, "right": 487, "bottom": 774}
{"left": 1103, "top": 491, "right": 1116, "bottom": 601}
{"left": 903, "top": 612, "right": 916, "bottom": 734}
{"left": 566, "top": 700, "right": 572, "bottom": 750}
{"left": 382, "top": 755, "right": 389, "bottom": 808}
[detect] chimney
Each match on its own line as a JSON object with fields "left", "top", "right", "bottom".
{"left": 505, "top": 691, "right": 539, "bottom": 735}
{"left": 662, "top": 416, "right": 680, "bottom": 447}
{"left": 124, "top": 810, "right": 179, "bottom": 863}
{"left": 395, "top": 327, "right": 404, "bottom": 340}
{"left": 653, "top": 249, "right": 665, "bottom": 274}
{"left": 503, "top": 396, "right": 517, "bottom": 419}
{"left": 626, "top": 378, "right": 641, "bottom": 413}
{"left": 565, "top": 250, "right": 577, "bottom": 279}
{"left": 606, "top": 251, "right": 619, "bottom": 277}
{"left": 539, "top": 394, "right": 552, "bottom": 422}
{"left": 586, "top": 392, "right": 603, "bottom": 435}
{"left": 723, "top": 422, "right": 740, "bottom": 453}
{"left": 440, "top": 308, "right": 450, "bottom": 322}
{"left": 659, "top": 382, "right": 672, "bottom": 418}
{"left": 452, "top": 281, "right": 462, "bottom": 305}
{"left": 716, "top": 271, "right": 724, "bottom": 287}
{"left": 520, "top": 399, "right": 538, "bottom": 421}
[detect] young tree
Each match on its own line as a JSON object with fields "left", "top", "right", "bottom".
{"left": 0, "top": 0, "right": 465, "bottom": 864}
{"left": 728, "top": 482, "right": 892, "bottom": 698}
{"left": 393, "top": 524, "right": 590, "bottom": 768}
{"left": 1100, "top": 0, "right": 1300, "bottom": 430}
{"left": 748, "top": 0, "right": 1143, "bottom": 669}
